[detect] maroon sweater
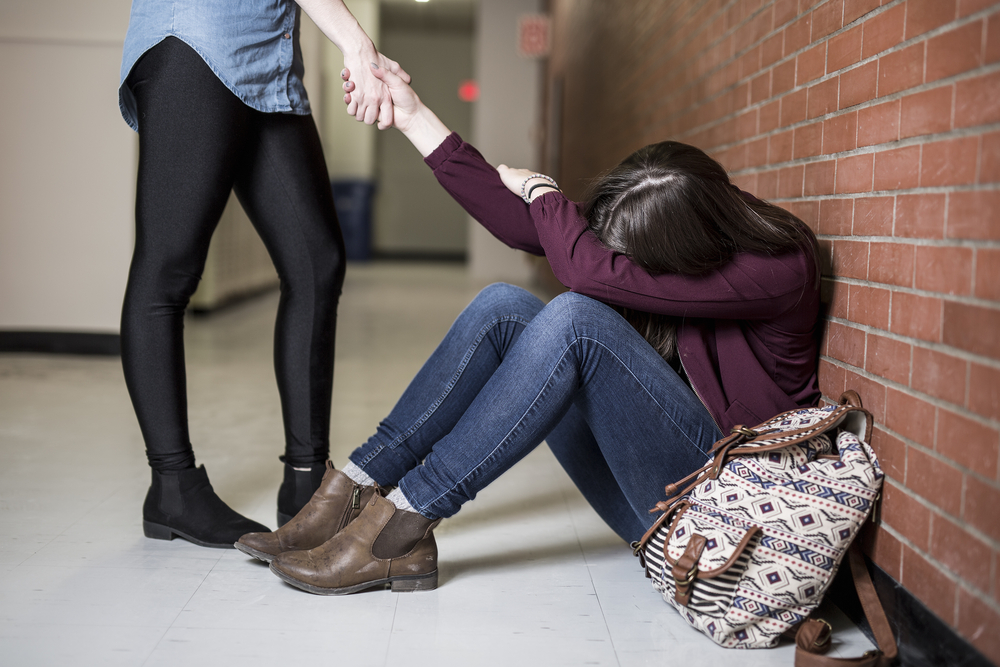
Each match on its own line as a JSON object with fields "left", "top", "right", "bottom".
{"left": 425, "top": 133, "right": 821, "bottom": 432}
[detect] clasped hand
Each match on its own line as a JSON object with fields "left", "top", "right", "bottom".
{"left": 342, "top": 65, "right": 552, "bottom": 202}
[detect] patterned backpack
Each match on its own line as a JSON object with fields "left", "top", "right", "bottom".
{"left": 635, "top": 391, "right": 898, "bottom": 665}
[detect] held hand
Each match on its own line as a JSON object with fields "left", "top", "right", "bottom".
{"left": 341, "top": 51, "right": 411, "bottom": 129}
{"left": 497, "top": 165, "right": 560, "bottom": 203}
{"left": 342, "top": 64, "right": 421, "bottom": 132}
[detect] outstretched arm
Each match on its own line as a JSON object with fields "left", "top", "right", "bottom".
{"left": 343, "top": 64, "right": 451, "bottom": 154}
{"left": 294, "top": 0, "right": 409, "bottom": 128}
{"left": 343, "top": 66, "right": 546, "bottom": 253}
{"left": 344, "top": 65, "right": 561, "bottom": 207}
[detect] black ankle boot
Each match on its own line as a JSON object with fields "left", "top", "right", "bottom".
{"left": 143, "top": 465, "right": 269, "bottom": 548}
{"left": 276, "top": 461, "right": 327, "bottom": 526}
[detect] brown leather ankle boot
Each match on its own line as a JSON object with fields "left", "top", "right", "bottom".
{"left": 269, "top": 493, "right": 440, "bottom": 595}
{"left": 235, "top": 462, "right": 379, "bottom": 562}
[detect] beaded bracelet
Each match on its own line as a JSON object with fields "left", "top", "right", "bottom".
{"left": 520, "top": 173, "right": 559, "bottom": 204}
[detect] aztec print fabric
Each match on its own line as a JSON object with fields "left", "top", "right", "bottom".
{"left": 639, "top": 402, "right": 883, "bottom": 649}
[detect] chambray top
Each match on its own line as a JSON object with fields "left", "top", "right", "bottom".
{"left": 118, "top": 0, "right": 311, "bottom": 131}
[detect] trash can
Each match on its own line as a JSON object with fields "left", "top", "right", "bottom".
{"left": 331, "top": 180, "right": 375, "bottom": 261}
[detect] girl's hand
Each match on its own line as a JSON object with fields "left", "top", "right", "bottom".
{"left": 497, "top": 165, "right": 560, "bottom": 203}
{"left": 341, "top": 52, "right": 410, "bottom": 129}
{"left": 342, "top": 64, "right": 421, "bottom": 133}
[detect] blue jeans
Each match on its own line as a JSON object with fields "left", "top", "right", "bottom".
{"left": 348, "top": 283, "right": 722, "bottom": 542}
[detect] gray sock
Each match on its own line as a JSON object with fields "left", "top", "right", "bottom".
{"left": 386, "top": 487, "right": 418, "bottom": 513}
{"left": 341, "top": 461, "right": 376, "bottom": 486}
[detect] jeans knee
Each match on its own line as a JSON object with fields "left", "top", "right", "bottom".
{"left": 539, "top": 291, "right": 610, "bottom": 328}
{"left": 467, "top": 283, "right": 543, "bottom": 321}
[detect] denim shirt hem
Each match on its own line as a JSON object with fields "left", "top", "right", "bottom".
{"left": 118, "top": 34, "right": 311, "bottom": 132}
{"left": 118, "top": 0, "right": 311, "bottom": 132}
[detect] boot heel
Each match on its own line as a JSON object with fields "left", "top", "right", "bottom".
{"left": 390, "top": 571, "right": 438, "bottom": 592}
{"left": 143, "top": 520, "right": 175, "bottom": 541}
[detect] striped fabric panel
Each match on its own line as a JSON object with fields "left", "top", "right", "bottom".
{"left": 644, "top": 525, "right": 758, "bottom": 618}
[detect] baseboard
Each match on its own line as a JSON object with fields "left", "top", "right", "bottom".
{"left": 0, "top": 331, "right": 121, "bottom": 356}
{"left": 828, "top": 554, "right": 992, "bottom": 666}
{"left": 369, "top": 251, "right": 467, "bottom": 263}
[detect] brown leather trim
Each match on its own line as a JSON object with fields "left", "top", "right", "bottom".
{"left": 708, "top": 431, "right": 743, "bottom": 454}
{"left": 840, "top": 390, "right": 863, "bottom": 408}
{"left": 660, "top": 504, "right": 759, "bottom": 580}
{"left": 660, "top": 500, "right": 693, "bottom": 554}
{"left": 726, "top": 407, "right": 870, "bottom": 456}
{"left": 672, "top": 534, "right": 706, "bottom": 606}
{"left": 636, "top": 499, "right": 691, "bottom": 553}
{"left": 696, "top": 526, "right": 761, "bottom": 579}
{"left": 793, "top": 542, "right": 898, "bottom": 667}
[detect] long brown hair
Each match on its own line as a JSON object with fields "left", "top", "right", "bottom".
{"left": 583, "top": 140, "right": 818, "bottom": 361}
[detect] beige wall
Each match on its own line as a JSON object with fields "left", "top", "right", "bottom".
{"left": 0, "top": 0, "right": 136, "bottom": 332}
{"left": 468, "top": 0, "right": 543, "bottom": 282}
{"left": 373, "top": 23, "right": 474, "bottom": 256}
{"left": 321, "top": 0, "right": 381, "bottom": 179}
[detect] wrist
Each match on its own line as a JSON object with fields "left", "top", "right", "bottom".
{"left": 520, "top": 174, "right": 560, "bottom": 203}
{"left": 527, "top": 182, "right": 559, "bottom": 201}
{"left": 400, "top": 104, "right": 451, "bottom": 157}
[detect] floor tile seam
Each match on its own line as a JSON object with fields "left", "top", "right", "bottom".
{"left": 379, "top": 591, "right": 401, "bottom": 667}
{"left": 7, "top": 561, "right": 227, "bottom": 572}
{"left": 1, "top": 620, "right": 178, "bottom": 629}
{"left": 145, "top": 561, "right": 219, "bottom": 665}
{"left": 137, "top": 625, "right": 172, "bottom": 667}
{"left": 6, "top": 533, "right": 63, "bottom": 568}
{"left": 56, "top": 478, "right": 147, "bottom": 542}
{"left": 562, "top": 486, "right": 623, "bottom": 667}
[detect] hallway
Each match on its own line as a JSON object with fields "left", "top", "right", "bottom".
{"left": 0, "top": 262, "right": 872, "bottom": 666}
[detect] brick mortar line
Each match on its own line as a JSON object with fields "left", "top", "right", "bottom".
{"left": 710, "top": 89, "right": 1000, "bottom": 162}
{"left": 819, "top": 351, "right": 1000, "bottom": 428}
{"left": 823, "top": 275, "right": 1000, "bottom": 313}
{"left": 822, "top": 313, "right": 1000, "bottom": 375}
{"left": 825, "top": 386, "right": 1000, "bottom": 499}
{"left": 820, "top": 309, "right": 1000, "bottom": 371}
{"left": 883, "top": 473, "right": 1000, "bottom": 572}
{"left": 652, "top": 0, "right": 999, "bottom": 136}
{"left": 630, "top": 1, "right": 733, "bottom": 102}
{"left": 667, "top": 22, "right": 1000, "bottom": 153}
{"left": 727, "top": 123, "right": 1000, "bottom": 174}
{"left": 816, "top": 233, "right": 1000, "bottom": 250}
{"left": 644, "top": 0, "right": 857, "bottom": 121}
{"left": 773, "top": 179, "right": 1000, "bottom": 194}
{"left": 869, "top": 512, "right": 1000, "bottom": 618}
{"left": 640, "top": 0, "right": 743, "bottom": 101}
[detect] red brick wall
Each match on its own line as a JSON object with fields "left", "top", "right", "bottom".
{"left": 547, "top": 0, "right": 1000, "bottom": 660}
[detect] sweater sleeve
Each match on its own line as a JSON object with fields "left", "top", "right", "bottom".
{"left": 424, "top": 133, "right": 815, "bottom": 323}
{"left": 424, "top": 133, "right": 544, "bottom": 255}
{"left": 531, "top": 195, "right": 817, "bottom": 322}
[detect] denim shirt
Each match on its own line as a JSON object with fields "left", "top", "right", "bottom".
{"left": 119, "top": 0, "right": 311, "bottom": 131}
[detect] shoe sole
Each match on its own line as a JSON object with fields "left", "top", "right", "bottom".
{"left": 143, "top": 520, "right": 236, "bottom": 549}
{"left": 269, "top": 562, "right": 438, "bottom": 595}
{"left": 234, "top": 541, "right": 277, "bottom": 563}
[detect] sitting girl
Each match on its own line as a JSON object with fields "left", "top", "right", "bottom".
{"left": 237, "top": 64, "right": 821, "bottom": 595}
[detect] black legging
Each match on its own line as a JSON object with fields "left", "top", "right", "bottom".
{"left": 122, "top": 37, "right": 345, "bottom": 471}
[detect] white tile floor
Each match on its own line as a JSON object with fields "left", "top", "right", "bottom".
{"left": 0, "top": 262, "right": 874, "bottom": 666}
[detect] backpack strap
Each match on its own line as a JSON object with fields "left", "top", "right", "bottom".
{"left": 794, "top": 542, "right": 899, "bottom": 667}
